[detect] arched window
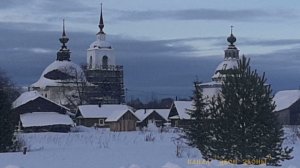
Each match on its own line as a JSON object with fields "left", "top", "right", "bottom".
{"left": 102, "top": 55, "right": 108, "bottom": 69}
{"left": 89, "top": 56, "right": 93, "bottom": 69}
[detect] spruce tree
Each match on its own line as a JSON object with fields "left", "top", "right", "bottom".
{"left": 184, "top": 82, "right": 220, "bottom": 160}
{"left": 209, "top": 56, "right": 293, "bottom": 165}
{"left": 0, "top": 70, "right": 18, "bottom": 152}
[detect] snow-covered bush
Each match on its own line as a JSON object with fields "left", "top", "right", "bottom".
{"left": 145, "top": 133, "right": 155, "bottom": 142}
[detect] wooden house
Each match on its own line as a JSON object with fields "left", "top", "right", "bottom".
{"left": 12, "top": 91, "right": 68, "bottom": 115}
{"left": 274, "top": 90, "right": 300, "bottom": 125}
{"left": 12, "top": 91, "right": 74, "bottom": 132}
{"left": 135, "top": 109, "right": 170, "bottom": 128}
{"left": 76, "top": 104, "right": 139, "bottom": 131}
{"left": 168, "top": 101, "right": 194, "bottom": 128}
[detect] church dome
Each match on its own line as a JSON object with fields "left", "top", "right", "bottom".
{"left": 212, "top": 58, "right": 239, "bottom": 81}
{"left": 89, "top": 40, "right": 112, "bottom": 49}
{"left": 31, "top": 60, "right": 86, "bottom": 89}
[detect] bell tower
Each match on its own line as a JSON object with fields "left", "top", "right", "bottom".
{"left": 87, "top": 3, "right": 116, "bottom": 70}
{"left": 84, "top": 4, "right": 125, "bottom": 104}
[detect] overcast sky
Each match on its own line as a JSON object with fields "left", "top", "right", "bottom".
{"left": 1, "top": 0, "right": 300, "bottom": 101}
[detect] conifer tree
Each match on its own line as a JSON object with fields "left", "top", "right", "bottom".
{"left": 0, "top": 70, "right": 18, "bottom": 152}
{"left": 184, "top": 82, "right": 213, "bottom": 159}
{"left": 208, "top": 56, "right": 293, "bottom": 165}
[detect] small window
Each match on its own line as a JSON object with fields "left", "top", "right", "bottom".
{"left": 45, "top": 93, "right": 47, "bottom": 98}
{"left": 89, "top": 56, "right": 93, "bottom": 69}
{"left": 102, "top": 55, "right": 108, "bottom": 69}
{"left": 98, "top": 119, "right": 105, "bottom": 126}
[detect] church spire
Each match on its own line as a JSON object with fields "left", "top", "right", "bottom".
{"left": 98, "top": 3, "right": 105, "bottom": 35}
{"left": 57, "top": 19, "right": 71, "bottom": 61}
{"left": 224, "top": 25, "right": 239, "bottom": 59}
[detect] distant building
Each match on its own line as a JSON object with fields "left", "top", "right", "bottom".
{"left": 29, "top": 6, "right": 126, "bottom": 111}
{"left": 197, "top": 29, "right": 240, "bottom": 99}
{"left": 29, "top": 20, "right": 86, "bottom": 110}
{"left": 274, "top": 90, "right": 300, "bottom": 125}
{"left": 76, "top": 104, "right": 139, "bottom": 131}
{"left": 83, "top": 6, "right": 125, "bottom": 104}
{"left": 135, "top": 109, "right": 170, "bottom": 128}
{"left": 168, "top": 101, "right": 193, "bottom": 128}
{"left": 12, "top": 91, "right": 74, "bottom": 132}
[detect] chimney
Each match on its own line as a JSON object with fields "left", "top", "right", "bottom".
{"left": 144, "top": 108, "right": 147, "bottom": 114}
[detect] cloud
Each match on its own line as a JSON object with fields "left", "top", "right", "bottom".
{"left": 115, "top": 9, "right": 295, "bottom": 22}
{"left": 239, "top": 39, "right": 300, "bottom": 47}
{"left": 1, "top": 24, "right": 300, "bottom": 100}
{"left": 29, "top": 48, "right": 54, "bottom": 54}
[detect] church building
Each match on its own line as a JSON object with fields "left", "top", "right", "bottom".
{"left": 29, "top": 5, "right": 125, "bottom": 111}
{"left": 83, "top": 5, "right": 125, "bottom": 105}
{"left": 197, "top": 28, "right": 241, "bottom": 99}
{"left": 29, "top": 20, "right": 86, "bottom": 110}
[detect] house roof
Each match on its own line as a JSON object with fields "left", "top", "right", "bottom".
{"left": 135, "top": 109, "right": 170, "bottom": 121}
{"left": 173, "top": 101, "right": 194, "bottom": 119}
{"left": 20, "top": 112, "right": 74, "bottom": 127}
{"left": 155, "top": 109, "right": 170, "bottom": 121}
{"left": 12, "top": 91, "right": 69, "bottom": 110}
{"left": 274, "top": 90, "right": 300, "bottom": 111}
{"left": 77, "top": 104, "right": 137, "bottom": 122}
{"left": 134, "top": 109, "right": 154, "bottom": 121}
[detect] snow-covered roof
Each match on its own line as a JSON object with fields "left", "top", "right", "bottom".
{"left": 135, "top": 109, "right": 154, "bottom": 121}
{"left": 155, "top": 109, "right": 170, "bottom": 121}
{"left": 78, "top": 104, "right": 137, "bottom": 122}
{"left": 12, "top": 91, "right": 68, "bottom": 110}
{"left": 20, "top": 112, "right": 74, "bottom": 127}
{"left": 12, "top": 91, "right": 40, "bottom": 109}
{"left": 89, "top": 40, "right": 112, "bottom": 49}
{"left": 215, "top": 58, "right": 238, "bottom": 72}
{"left": 212, "top": 58, "right": 239, "bottom": 80}
{"left": 274, "top": 90, "right": 300, "bottom": 111}
{"left": 135, "top": 109, "right": 170, "bottom": 121}
{"left": 31, "top": 60, "right": 86, "bottom": 89}
{"left": 173, "top": 101, "right": 194, "bottom": 119}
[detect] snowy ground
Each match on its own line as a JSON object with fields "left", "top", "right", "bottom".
{"left": 0, "top": 126, "right": 299, "bottom": 168}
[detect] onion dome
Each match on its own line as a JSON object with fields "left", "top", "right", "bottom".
{"left": 227, "top": 33, "right": 236, "bottom": 45}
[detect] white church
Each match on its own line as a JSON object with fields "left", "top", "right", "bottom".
{"left": 198, "top": 28, "right": 241, "bottom": 98}
{"left": 29, "top": 5, "right": 125, "bottom": 110}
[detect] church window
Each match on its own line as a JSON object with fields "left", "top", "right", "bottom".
{"left": 102, "top": 55, "right": 108, "bottom": 69}
{"left": 89, "top": 56, "right": 93, "bottom": 69}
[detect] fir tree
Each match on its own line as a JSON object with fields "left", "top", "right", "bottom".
{"left": 184, "top": 82, "right": 212, "bottom": 160}
{"left": 0, "top": 70, "right": 18, "bottom": 152}
{"left": 208, "top": 56, "right": 293, "bottom": 165}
